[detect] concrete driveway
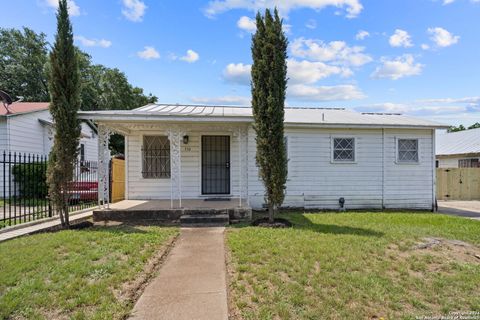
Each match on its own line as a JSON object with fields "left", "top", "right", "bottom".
{"left": 437, "top": 201, "right": 480, "bottom": 220}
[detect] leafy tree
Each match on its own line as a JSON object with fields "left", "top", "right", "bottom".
{"left": 447, "top": 124, "right": 466, "bottom": 132}
{"left": 468, "top": 122, "right": 480, "bottom": 130}
{"left": 251, "top": 8, "right": 288, "bottom": 223}
{"left": 447, "top": 123, "right": 480, "bottom": 132}
{"left": 0, "top": 27, "right": 49, "bottom": 101}
{"left": 47, "top": 0, "right": 81, "bottom": 227}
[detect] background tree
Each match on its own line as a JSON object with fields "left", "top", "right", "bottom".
{"left": 0, "top": 27, "right": 157, "bottom": 153}
{"left": 251, "top": 8, "right": 288, "bottom": 223}
{"left": 447, "top": 122, "right": 480, "bottom": 132}
{"left": 47, "top": 0, "right": 81, "bottom": 227}
{"left": 0, "top": 27, "right": 49, "bottom": 101}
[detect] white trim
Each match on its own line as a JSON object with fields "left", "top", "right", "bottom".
{"left": 125, "top": 136, "right": 129, "bottom": 200}
{"left": 432, "top": 129, "right": 436, "bottom": 211}
{"left": 395, "top": 137, "right": 420, "bottom": 165}
{"left": 330, "top": 136, "right": 357, "bottom": 164}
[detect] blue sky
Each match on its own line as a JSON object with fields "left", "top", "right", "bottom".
{"left": 2, "top": 0, "right": 480, "bottom": 125}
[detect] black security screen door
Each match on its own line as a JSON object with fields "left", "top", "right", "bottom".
{"left": 202, "top": 136, "right": 230, "bottom": 194}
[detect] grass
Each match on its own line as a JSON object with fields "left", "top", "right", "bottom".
{"left": 0, "top": 223, "right": 178, "bottom": 320}
{"left": 227, "top": 212, "right": 480, "bottom": 320}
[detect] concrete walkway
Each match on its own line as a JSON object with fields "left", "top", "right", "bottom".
{"left": 130, "top": 227, "right": 228, "bottom": 320}
{"left": 438, "top": 200, "right": 480, "bottom": 220}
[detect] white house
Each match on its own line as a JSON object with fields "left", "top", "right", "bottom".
{"left": 0, "top": 102, "right": 98, "bottom": 160}
{"left": 436, "top": 128, "right": 480, "bottom": 168}
{"left": 79, "top": 104, "right": 448, "bottom": 211}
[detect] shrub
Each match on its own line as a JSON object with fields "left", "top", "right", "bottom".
{"left": 12, "top": 162, "right": 48, "bottom": 199}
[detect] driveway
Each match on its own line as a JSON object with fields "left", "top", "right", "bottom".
{"left": 437, "top": 200, "right": 480, "bottom": 220}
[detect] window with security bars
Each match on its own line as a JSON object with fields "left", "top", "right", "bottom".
{"left": 458, "top": 158, "right": 479, "bottom": 168}
{"left": 397, "top": 139, "right": 418, "bottom": 163}
{"left": 333, "top": 138, "right": 355, "bottom": 162}
{"left": 142, "top": 136, "right": 170, "bottom": 178}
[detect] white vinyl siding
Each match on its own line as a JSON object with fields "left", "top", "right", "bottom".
{"left": 248, "top": 127, "right": 434, "bottom": 210}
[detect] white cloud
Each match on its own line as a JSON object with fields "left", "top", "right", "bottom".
{"left": 190, "top": 95, "right": 250, "bottom": 105}
{"left": 204, "top": 0, "right": 363, "bottom": 18}
{"left": 355, "top": 30, "right": 370, "bottom": 40}
{"left": 223, "top": 63, "right": 251, "bottom": 85}
{"left": 421, "top": 43, "right": 430, "bottom": 50}
{"left": 355, "top": 102, "right": 474, "bottom": 117}
{"left": 288, "top": 59, "right": 352, "bottom": 83}
{"left": 419, "top": 96, "right": 480, "bottom": 105}
{"left": 223, "top": 59, "right": 352, "bottom": 86}
{"left": 44, "top": 0, "right": 80, "bottom": 16}
{"left": 428, "top": 27, "right": 459, "bottom": 47}
{"left": 137, "top": 46, "right": 160, "bottom": 60}
{"left": 122, "top": 0, "right": 147, "bottom": 22}
{"left": 443, "top": 0, "right": 480, "bottom": 4}
{"left": 291, "top": 38, "right": 372, "bottom": 67}
{"left": 180, "top": 50, "right": 200, "bottom": 63}
{"left": 371, "top": 54, "right": 423, "bottom": 80}
{"left": 75, "top": 36, "right": 112, "bottom": 48}
{"left": 389, "top": 29, "right": 413, "bottom": 48}
{"left": 288, "top": 84, "right": 366, "bottom": 101}
{"left": 237, "top": 16, "right": 256, "bottom": 32}
{"left": 305, "top": 19, "right": 317, "bottom": 29}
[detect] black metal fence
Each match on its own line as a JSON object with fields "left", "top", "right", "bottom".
{"left": 0, "top": 151, "right": 99, "bottom": 229}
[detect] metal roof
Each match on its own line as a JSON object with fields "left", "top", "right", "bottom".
{"left": 78, "top": 103, "right": 448, "bottom": 129}
{"left": 436, "top": 128, "right": 480, "bottom": 156}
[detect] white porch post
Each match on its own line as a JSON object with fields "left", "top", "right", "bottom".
{"left": 98, "top": 124, "right": 112, "bottom": 209}
{"left": 235, "top": 127, "right": 248, "bottom": 207}
{"left": 168, "top": 129, "right": 184, "bottom": 209}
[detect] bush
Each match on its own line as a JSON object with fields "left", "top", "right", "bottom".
{"left": 12, "top": 163, "right": 48, "bottom": 199}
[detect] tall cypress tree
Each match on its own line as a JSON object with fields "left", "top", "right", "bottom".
{"left": 47, "top": 0, "right": 81, "bottom": 227}
{"left": 251, "top": 8, "right": 288, "bottom": 222}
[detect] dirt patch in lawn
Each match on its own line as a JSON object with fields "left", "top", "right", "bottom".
{"left": 388, "top": 237, "right": 480, "bottom": 273}
{"left": 113, "top": 232, "right": 179, "bottom": 306}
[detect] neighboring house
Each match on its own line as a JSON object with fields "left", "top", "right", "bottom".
{"left": 0, "top": 102, "right": 98, "bottom": 160}
{"left": 436, "top": 128, "right": 480, "bottom": 168}
{"left": 79, "top": 104, "right": 447, "bottom": 211}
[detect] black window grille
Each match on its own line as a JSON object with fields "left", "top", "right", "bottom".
{"left": 142, "top": 136, "right": 170, "bottom": 178}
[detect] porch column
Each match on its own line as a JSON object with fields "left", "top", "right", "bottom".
{"left": 168, "top": 128, "right": 184, "bottom": 209}
{"left": 98, "top": 124, "right": 112, "bottom": 209}
{"left": 235, "top": 127, "right": 248, "bottom": 207}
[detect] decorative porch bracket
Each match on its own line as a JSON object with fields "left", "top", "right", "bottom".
{"left": 98, "top": 124, "right": 112, "bottom": 209}
{"left": 167, "top": 128, "right": 185, "bottom": 209}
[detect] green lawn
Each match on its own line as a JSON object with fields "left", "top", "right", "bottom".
{"left": 227, "top": 212, "right": 480, "bottom": 320}
{"left": 0, "top": 223, "right": 178, "bottom": 320}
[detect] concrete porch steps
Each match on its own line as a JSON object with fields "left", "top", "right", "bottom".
{"left": 180, "top": 213, "right": 229, "bottom": 227}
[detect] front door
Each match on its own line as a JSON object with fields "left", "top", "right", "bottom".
{"left": 201, "top": 135, "right": 230, "bottom": 195}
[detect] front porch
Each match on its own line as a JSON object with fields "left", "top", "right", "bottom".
{"left": 93, "top": 199, "right": 252, "bottom": 224}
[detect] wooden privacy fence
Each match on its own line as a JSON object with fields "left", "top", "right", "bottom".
{"left": 436, "top": 168, "right": 480, "bottom": 200}
{"left": 111, "top": 158, "right": 125, "bottom": 203}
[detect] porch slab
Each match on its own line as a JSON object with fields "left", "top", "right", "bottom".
{"left": 93, "top": 199, "right": 252, "bottom": 222}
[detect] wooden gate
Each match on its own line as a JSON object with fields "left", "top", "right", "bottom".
{"left": 436, "top": 168, "right": 480, "bottom": 200}
{"left": 111, "top": 158, "right": 125, "bottom": 203}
